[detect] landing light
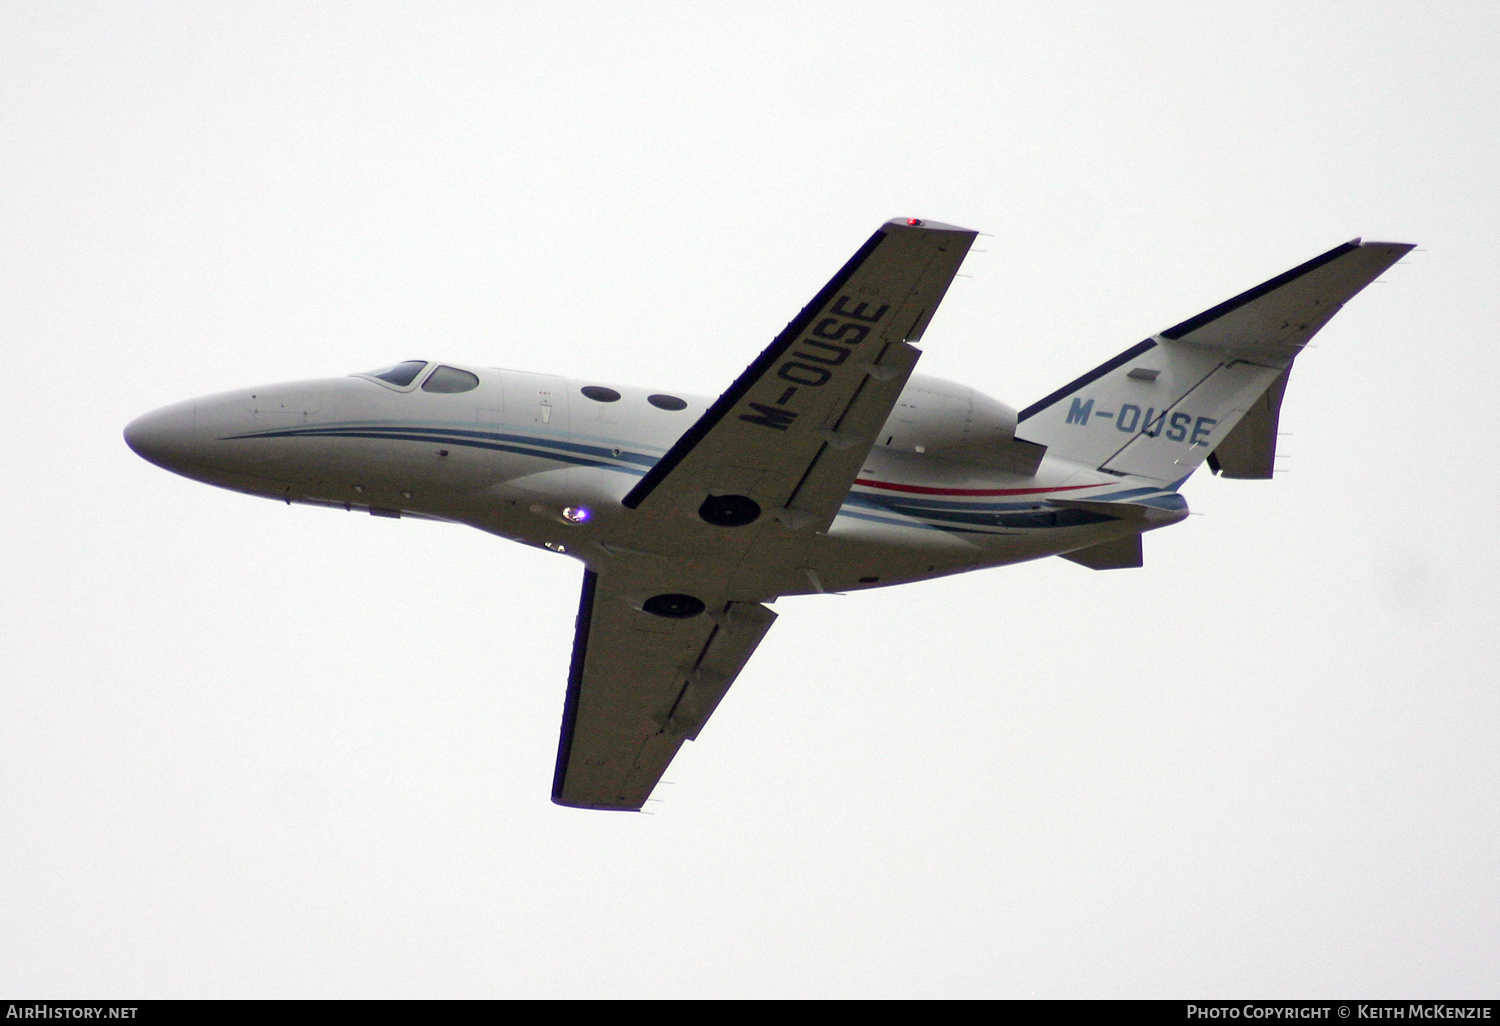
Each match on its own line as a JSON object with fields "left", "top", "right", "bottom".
{"left": 561, "top": 506, "right": 591, "bottom": 524}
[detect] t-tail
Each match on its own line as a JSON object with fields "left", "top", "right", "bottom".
{"left": 1015, "top": 239, "right": 1414, "bottom": 484}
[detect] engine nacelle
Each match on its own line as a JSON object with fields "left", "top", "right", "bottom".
{"left": 879, "top": 375, "right": 1018, "bottom": 457}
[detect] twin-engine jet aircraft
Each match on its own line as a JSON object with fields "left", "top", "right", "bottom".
{"left": 125, "top": 219, "right": 1412, "bottom": 810}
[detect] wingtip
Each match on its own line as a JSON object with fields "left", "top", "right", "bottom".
{"left": 884, "top": 216, "right": 978, "bottom": 234}
{"left": 551, "top": 795, "right": 647, "bottom": 812}
{"left": 1361, "top": 239, "right": 1418, "bottom": 253}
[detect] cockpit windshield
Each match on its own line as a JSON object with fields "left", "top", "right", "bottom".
{"left": 362, "top": 361, "right": 428, "bottom": 387}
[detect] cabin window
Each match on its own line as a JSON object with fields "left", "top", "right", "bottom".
{"left": 647, "top": 394, "right": 687, "bottom": 411}
{"left": 364, "top": 361, "right": 428, "bottom": 387}
{"left": 422, "top": 366, "right": 480, "bottom": 393}
{"left": 580, "top": 385, "right": 621, "bottom": 403}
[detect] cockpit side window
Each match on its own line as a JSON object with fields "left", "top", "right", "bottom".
{"left": 421, "top": 365, "right": 480, "bottom": 393}
{"left": 363, "top": 361, "right": 428, "bottom": 387}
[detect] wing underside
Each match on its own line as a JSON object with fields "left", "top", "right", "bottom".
{"left": 553, "top": 569, "right": 777, "bottom": 811}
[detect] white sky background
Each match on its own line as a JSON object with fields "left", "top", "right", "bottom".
{"left": 2, "top": 1, "right": 1497, "bottom": 998}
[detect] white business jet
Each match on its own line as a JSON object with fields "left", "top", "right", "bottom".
{"left": 125, "top": 219, "right": 1412, "bottom": 810}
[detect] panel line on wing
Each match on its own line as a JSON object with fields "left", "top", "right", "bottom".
{"left": 781, "top": 339, "right": 884, "bottom": 514}
{"left": 662, "top": 621, "right": 723, "bottom": 729}
{"left": 783, "top": 441, "right": 832, "bottom": 514}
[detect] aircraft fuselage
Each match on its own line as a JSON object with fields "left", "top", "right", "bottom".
{"left": 125, "top": 363, "right": 1186, "bottom": 598}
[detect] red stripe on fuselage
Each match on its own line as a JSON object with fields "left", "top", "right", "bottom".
{"left": 851, "top": 479, "right": 1103, "bottom": 497}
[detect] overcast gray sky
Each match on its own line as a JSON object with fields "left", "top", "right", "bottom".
{"left": 3, "top": 1, "right": 1497, "bottom": 998}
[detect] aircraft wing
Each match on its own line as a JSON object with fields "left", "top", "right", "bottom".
{"left": 553, "top": 569, "right": 777, "bottom": 810}
{"left": 622, "top": 217, "right": 978, "bottom": 534}
{"left": 553, "top": 219, "right": 976, "bottom": 810}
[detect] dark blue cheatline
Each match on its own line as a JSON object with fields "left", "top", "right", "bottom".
{"left": 225, "top": 420, "right": 1161, "bottom": 536}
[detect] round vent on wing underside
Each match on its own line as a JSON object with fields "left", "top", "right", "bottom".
{"left": 698, "top": 494, "right": 760, "bottom": 527}
{"left": 643, "top": 593, "right": 705, "bottom": 619}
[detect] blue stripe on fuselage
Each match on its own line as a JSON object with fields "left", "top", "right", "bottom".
{"left": 225, "top": 421, "right": 1166, "bottom": 533}
{"left": 223, "top": 422, "right": 655, "bottom": 473}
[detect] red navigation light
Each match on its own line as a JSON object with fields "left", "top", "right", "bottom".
{"left": 906, "top": 218, "right": 923, "bottom": 226}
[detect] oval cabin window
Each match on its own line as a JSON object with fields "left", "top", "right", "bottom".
{"left": 580, "top": 385, "right": 621, "bottom": 403}
{"left": 647, "top": 394, "right": 687, "bottom": 411}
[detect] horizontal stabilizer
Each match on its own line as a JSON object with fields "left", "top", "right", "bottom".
{"left": 1160, "top": 240, "right": 1414, "bottom": 362}
{"left": 1060, "top": 535, "right": 1142, "bottom": 570}
{"left": 1016, "top": 239, "right": 1413, "bottom": 481}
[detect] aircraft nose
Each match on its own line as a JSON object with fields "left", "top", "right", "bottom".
{"left": 123, "top": 400, "right": 199, "bottom": 472}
